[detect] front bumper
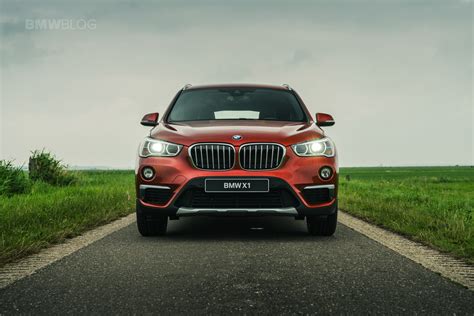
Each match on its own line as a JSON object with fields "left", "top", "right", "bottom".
{"left": 136, "top": 146, "right": 338, "bottom": 217}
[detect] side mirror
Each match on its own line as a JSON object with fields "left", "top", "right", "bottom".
{"left": 315, "top": 113, "right": 335, "bottom": 127}
{"left": 141, "top": 112, "right": 159, "bottom": 127}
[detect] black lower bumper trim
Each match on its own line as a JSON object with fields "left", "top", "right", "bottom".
{"left": 138, "top": 177, "right": 337, "bottom": 218}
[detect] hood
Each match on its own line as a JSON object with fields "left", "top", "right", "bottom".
{"left": 149, "top": 120, "right": 324, "bottom": 147}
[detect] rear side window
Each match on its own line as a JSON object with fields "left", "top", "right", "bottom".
{"left": 167, "top": 88, "right": 307, "bottom": 122}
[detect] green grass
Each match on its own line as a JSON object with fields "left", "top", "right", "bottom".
{"left": 0, "top": 171, "right": 134, "bottom": 266}
{"left": 1, "top": 167, "right": 472, "bottom": 266}
{"left": 339, "top": 166, "right": 474, "bottom": 263}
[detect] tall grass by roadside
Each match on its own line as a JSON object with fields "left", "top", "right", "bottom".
{"left": 29, "top": 150, "right": 78, "bottom": 185}
{"left": 1, "top": 150, "right": 77, "bottom": 197}
{"left": 339, "top": 167, "right": 474, "bottom": 263}
{"left": 0, "top": 161, "right": 30, "bottom": 196}
{"left": 0, "top": 171, "right": 134, "bottom": 266}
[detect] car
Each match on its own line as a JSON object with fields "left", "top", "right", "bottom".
{"left": 136, "top": 83, "right": 338, "bottom": 236}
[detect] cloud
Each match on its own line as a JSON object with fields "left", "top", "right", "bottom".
{"left": 1, "top": 0, "right": 472, "bottom": 167}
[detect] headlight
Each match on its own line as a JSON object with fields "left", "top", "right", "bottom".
{"left": 291, "top": 137, "right": 335, "bottom": 157}
{"left": 139, "top": 137, "right": 183, "bottom": 157}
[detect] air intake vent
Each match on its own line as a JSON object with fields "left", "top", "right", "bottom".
{"left": 143, "top": 188, "right": 173, "bottom": 205}
{"left": 189, "top": 143, "right": 235, "bottom": 170}
{"left": 239, "top": 143, "right": 285, "bottom": 170}
{"left": 302, "top": 187, "right": 332, "bottom": 204}
{"left": 175, "top": 188, "right": 298, "bottom": 208}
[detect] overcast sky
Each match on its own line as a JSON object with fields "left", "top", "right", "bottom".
{"left": 0, "top": 0, "right": 472, "bottom": 168}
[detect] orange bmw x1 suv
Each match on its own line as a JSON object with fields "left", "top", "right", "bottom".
{"left": 136, "top": 84, "right": 338, "bottom": 236}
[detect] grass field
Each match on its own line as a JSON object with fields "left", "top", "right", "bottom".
{"left": 0, "top": 167, "right": 472, "bottom": 267}
{"left": 0, "top": 171, "right": 134, "bottom": 266}
{"left": 339, "top": 166, "right": 474, "bottom": 263}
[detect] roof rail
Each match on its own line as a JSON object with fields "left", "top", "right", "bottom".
{"left": 182, "top": 84, "right": 192, "bottom": 90}
{"left": 281, "top": 84, "right": 292, "bottom": 91}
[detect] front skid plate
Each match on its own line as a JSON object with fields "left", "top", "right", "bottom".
{"left": 176, "top": 207, "right": 298, "bottom": 216}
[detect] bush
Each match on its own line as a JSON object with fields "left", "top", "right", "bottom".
{"left": 28, "top": 150, "right": 77, "bottom": 186}
{"left": 0, "top": 160, "right": 31, "bottom": 196}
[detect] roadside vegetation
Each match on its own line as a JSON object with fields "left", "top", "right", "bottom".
{"left": 1, "top": 160, "right": 472, "bottom": 266}
{"left": 0, "top": 151, "right": 134, "bottom": 266}
{"left": 0, "top": 161, "right": 31, "bottom": 196}
{"left": 339, "top": 166, "right": 474, "bottom": 263}
{"left": 28, "top": 150, "right": 78, "bottom": 186}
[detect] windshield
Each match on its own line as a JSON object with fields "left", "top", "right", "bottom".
{"left": 167, "top": 88, "right": 307, "bottom": 122}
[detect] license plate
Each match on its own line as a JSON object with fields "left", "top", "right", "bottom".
{"left": 205, "top": 178, "right": 269, "bottom": 193}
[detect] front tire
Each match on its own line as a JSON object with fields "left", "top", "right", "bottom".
{"left": 307, "top": 208, "right": 338, "bottom": 236}
{"left": 136, "top": 202, "right": 168, "bottom": 236}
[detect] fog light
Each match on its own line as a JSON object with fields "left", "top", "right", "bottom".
{"left": 142, "top": 167, "right": 155, "bottom": 180}
{"left": 319, "top": 166, "right": 333, "bottom": 180}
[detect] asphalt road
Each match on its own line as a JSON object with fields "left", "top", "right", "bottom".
{"left": 1, "top": 217, "right": 473, "bottom": 315}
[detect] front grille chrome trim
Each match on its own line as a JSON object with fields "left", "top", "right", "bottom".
{"left": 239, "top": 143, "right": 286, "bottom": 171}
{"left": 188, "top": 143, "right": 236, "bottom": 170}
